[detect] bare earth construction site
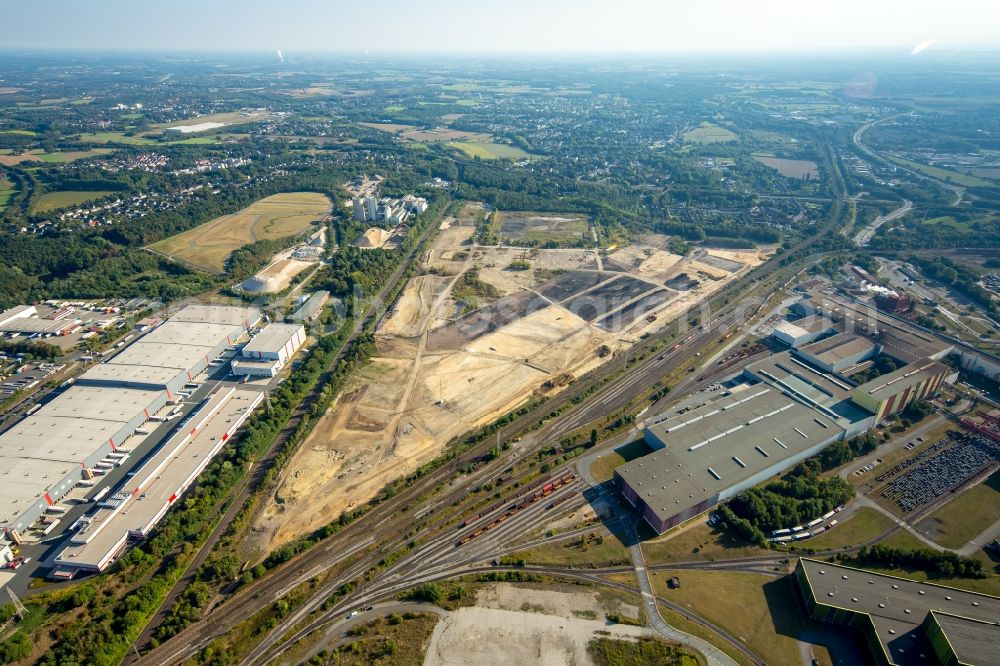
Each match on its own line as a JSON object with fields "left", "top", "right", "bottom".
{"left": 249, "top": 204, "right": 769, "bottom": 552}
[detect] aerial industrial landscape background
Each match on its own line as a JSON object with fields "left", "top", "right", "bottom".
{"left": 0, "top": 2, "right": 998, "bottom": 665}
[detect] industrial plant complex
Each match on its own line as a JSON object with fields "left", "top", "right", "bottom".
{"left": 616, "top": 290, "right": 960, "bottom": 534}
{"left": 351, "top": 193, "right": 429, "bottom": 249}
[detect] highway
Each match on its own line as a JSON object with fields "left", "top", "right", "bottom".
{"left": 852, "top": 114, "right": 964, "bottom": 206}
{"left": 854, "top": 198, "right": 912, "bottom": 246}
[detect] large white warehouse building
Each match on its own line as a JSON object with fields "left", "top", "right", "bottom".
{"left": 0, "top": 304, "right": 260, "bottom": 538}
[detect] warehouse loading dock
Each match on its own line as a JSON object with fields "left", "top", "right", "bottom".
{"left": 0, "top": 304, "right": 260, "bottom": 540}
{"left": 53, "top": 386, "right": 263, "bottom": 574}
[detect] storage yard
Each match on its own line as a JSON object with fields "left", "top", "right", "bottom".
{"left": 246, "top": 205, "right": 769, "bottom": 552}
{"left": 0, "top": 303, "right": 262, "bottom": 575}
{"left": 874, "top": 431, "right": 1000, "bottom": 515}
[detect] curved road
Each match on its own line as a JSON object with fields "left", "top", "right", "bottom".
{"left": 853, "top": 115, "right": 964, "bottom": 206}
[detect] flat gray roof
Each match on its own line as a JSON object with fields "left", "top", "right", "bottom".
{"left": 55, "top": 387, "right": 263, "bottom": 570}
{"left": 134, "top": 320, "right": 241, "bottom": 347}
{"left": 243, "top": 323, "right": 303, "bottom": 355}
{"left": 931, "top": 611, "right": 1000, "bottom": 666}
{"left": 169, "top": 304, "right": 260, "bottom": 327}
{"left": 0, "top": 385, "right": 162, "bottom": 527}
{"left": 79, "top": 363, "right": 186, "bottom": 388}
{"left": 797, "top": 332, "right": 877, "bottom": 366}
{"left": 108, "top": 342, "right": 216, "bottom": 371}
{"left": 0, "top": 318, "right": 68, "bottom": 333}
{"left": 745, "top": 351, "right": 855, "bottom": 410}
{"left": 0, "top": 304, "right": 260, "bottom": 531}
{"left": 621, "top": 387, "right": 845, "bottom": 524}
{"left": 290, "top": 291, "right": 329, "bottom": 320}
{"left": 854, "top": 360, "right": 951, "bottom": 402}
{"left": 799, "top": 558, "right": 1000, "bottom": 665}
{"left": 772, "top": 320, "right": 808, "bottom": 338}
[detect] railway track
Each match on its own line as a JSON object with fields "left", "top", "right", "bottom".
{"left": 135, "top": 184, "right": 854, "bottom": 665}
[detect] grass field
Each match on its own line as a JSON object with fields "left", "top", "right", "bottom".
{"left": 796, "top": 508, "right": 895, "bottom": 550}
{"left": 641, "top": 521, "right": 770, "bottom": 564}
{"left": 890, "top": 156, "right": 992, "bottom": 188}
{"left": 77, "top": 131, "right": 157, "bottom": 145}
{"left": 645, "top": 569, "right": 811, "bottom": 666}
{"left": 590, "top": 440, "right": 652, "bottom": 483}
{"left": 657, "top": 603, "right": 755, "bottom": 666}
{"left": 77, "top": 131, "right": 221, "bottom": 146}
{"left": 0, "top": 178, "right": 14, "bottom": 211}
{"left": 509, "top": 531, "right": 630, "bottom": 568}
{"left": 149, "top": 192, "right": 331, "bottom": 273}
{"left": 447, "top": 141, "right": 530, "bottom": 160}
{"left": 319, "top": 611, "right": 439, "bottom": 665}
{"left": 0, "top": 148, "right": 113, "bottom": 166}
{"left": 915, "top": 471, "right": 1000, "bottom": 549}
{"left": 383, "top": 105, "right": 405, "bottom": 112}
{"left": 0, "top": 129, "right": 36, "bottom": 136}
{"left": 922, "top": 215, "right": 975, "bottom": 233}
{"left": 588, "top": 635, "right": 700, "bottom": 666}
{"left": 683, "top": 123, "right": 738, "bottom": 144}
{"left": 33, "top": 190, "right": 116, "bottom": 213}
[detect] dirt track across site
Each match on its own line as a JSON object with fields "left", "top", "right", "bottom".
{"left": 246, "top": 205, "right": 767, "bottom": 556}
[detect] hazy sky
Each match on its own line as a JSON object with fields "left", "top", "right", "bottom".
{"left": 3, "top": 0, "right": 999, "bottom": 53}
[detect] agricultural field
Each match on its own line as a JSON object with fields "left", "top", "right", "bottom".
{"left": 33, "top": 190, "right": 116, "bottom": 213}
{"left": 683, "top": 123, "right": 737, "bottom": 144}
{"left": 0, "top": 177, "right": 14, "bottom": 211}
{"left": 0, "top": 148, "right": 113, "bottom": 166}
{"left": 496, "top": 211, "right": 589, "bottom": 244}
{"left": 890, "top": 156, "right": 992, "bottom": 188}
{"left": 148, "top": 192, "right": 331, "bottom": 273}
{"left": 359, "top": 122, "right": 490, "bottom": 144}
{"left": 447, "top": 141, "right": 530, "bottom": 160}
{"left": 752, "top": 154, "right": 819, "bottom": 179}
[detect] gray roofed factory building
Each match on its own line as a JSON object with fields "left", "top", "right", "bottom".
{"left": 795, "top": 557, "right": 1000, "bottom": 665}
{"left": 616, "top": 386, "right": 847, "bottom": 533}
{"left": 0, "top": 304, "right": 259, "bottom": 539}
{"left": 794, "top": 332, "right": 880, "bottom": 374}
{"left": 288, "top": 290, "right": 330, "bottom": 323}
